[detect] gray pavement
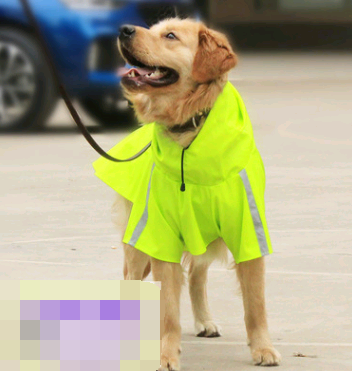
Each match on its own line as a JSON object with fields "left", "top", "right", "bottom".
{"left": 1, "top": 52, "right": 352, "bottom": 370}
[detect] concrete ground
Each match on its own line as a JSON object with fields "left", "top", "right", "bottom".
{"left": 1, "top": 52, "right": 352, "bottom": 370}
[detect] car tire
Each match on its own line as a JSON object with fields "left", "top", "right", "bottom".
{"left": 79, "top": 96, "right": 135, "bottom": 128}
{"left": 0, "top": 28, "right": 57, "bottom": 132}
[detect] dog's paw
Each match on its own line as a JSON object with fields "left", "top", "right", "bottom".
{"left": 252, "top": 347, "right": 281, "bottom": 367}
{"left": 195, "top": 321, "right": 222, "bottom": 338}
{"left": 158, "top": 354, "right": 180, "bottom": 371}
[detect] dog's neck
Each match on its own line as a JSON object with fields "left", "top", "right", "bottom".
{"left": 167, "top": 110, "right": 210, "bottom": 134}
{"left": 164, "top": 110, "right": 210, "bottom": 147}
{"left": 127, "top": 77, "right": 227, "bottom": 147}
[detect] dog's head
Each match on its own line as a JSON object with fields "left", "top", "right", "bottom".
{"left": 117, "top": 18, "right": 237, "bottom": 126}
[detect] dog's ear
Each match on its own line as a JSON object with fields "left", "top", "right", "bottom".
{"left": 192, "top": 25, "right": 237, "bottom": 84}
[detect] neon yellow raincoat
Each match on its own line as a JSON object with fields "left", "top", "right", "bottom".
{"left": 93, "top": 82, "right": 273, "bottom": 263}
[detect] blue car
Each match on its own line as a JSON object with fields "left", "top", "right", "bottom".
{"left": 0, "top": 0, "right": 196, "bottom": 131}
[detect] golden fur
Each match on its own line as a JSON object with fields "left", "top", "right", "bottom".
{"left": 114, "top": 18, "right": 281, "bottom": 370}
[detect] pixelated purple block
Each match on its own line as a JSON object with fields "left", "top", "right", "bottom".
{"left": 80, "top": 360, "right": 100, "bottom": 371}
{"left": 40, "top": 320, "right": 60, "bottom": 340}
{"left": 80, "top": 300, "right": 100, "bottom": 320}
{"left": 60, "top": 339, "right": 80, "bottom": 360}
{"left": 100, "top": 301, "right": 120, "bottom": 320}
{"left": 60, "top": 320, "right": 80, "bottom": 340}
{"left": 60, "top": 301, "right": 80, "bottom": 320}
{"left": 120, "top": 320, "right": 140, "bottom": 340}
{"left": 20, "top": 300, "right": 40, "bottom": 320}
{"left": 100, "top": 320, "right": 120, "bottom": 340}
{"left": 99, "top": 360, "right": 120, "bottom": 371}
{"left": 120, "top": 300, "right": 140, "bottom": 320}
{"left": 60, "top": 360, "right": 81, "bottom": 371}
{"left": 40, "top": 340, "right": 60, "bottom": 360}
{"left": 100, "top": 340, "right": 120, "bottom": 361}
{"left": 40, "top": 301, "right": 60, "bottom": 320}
{"left": 80, "top": 339, "right": 100, "bottom": 361}
{"left": 80, "top": 320, "right": 100, "bottom": 341}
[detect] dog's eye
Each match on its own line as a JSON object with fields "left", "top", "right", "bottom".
{"left": 166, "top": 32, "right": 177, "bottom": 40}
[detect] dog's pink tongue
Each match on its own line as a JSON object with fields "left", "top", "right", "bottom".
{"left": 137, "top": 67, "right": 156, "bottom": 75}
{"left": 118, "top": 67, "right": 155, "bottom": 77}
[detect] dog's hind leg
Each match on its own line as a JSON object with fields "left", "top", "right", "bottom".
{"left": 123, "top": 243, "right": 151, "bottom": 280}
{"left": 186, "top": 239, "right": 226, "bottom": 338}
{"left": 236, "top": 257, "right": 281, "bottom": 366}
{"left": 188, "top": 258, "right": 222, "bottom": 337}
{"left": 152, "top": 258, "right": 183, "bottom": 371}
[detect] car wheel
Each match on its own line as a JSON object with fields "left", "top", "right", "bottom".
{"left": 79, "top": 95, "right": 135, "bottom": 128}
{"left": 0, "top": 28, "right": 57, "bottom": 132}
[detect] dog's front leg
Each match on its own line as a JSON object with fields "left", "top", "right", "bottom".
{"left": 152, "top": 258, "right": 183, "bottom": 371}
{"left": 236, "top": 257, "right": 281, "bottom": 366}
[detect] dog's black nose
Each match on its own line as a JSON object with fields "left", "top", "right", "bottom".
{"left": 119, "top": 25, "right": 136, "bottom": 40}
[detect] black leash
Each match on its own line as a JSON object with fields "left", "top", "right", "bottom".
{"left": 20, "top": 0, "right": 151, "bottom": 162}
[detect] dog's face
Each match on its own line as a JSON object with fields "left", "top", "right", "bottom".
{"left": 118, "top": 18, "right": 237, "bottom": 93}
{"left": 117, "top": 18, "right": 237, "bottom": 129}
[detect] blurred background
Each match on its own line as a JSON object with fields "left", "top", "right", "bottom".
{"left": 1, "top": 0, "right": 352, "bottom": 131}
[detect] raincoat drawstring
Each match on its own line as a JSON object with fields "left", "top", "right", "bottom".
{"left": 180, "top": 148, "right": 186, "bottom": 192}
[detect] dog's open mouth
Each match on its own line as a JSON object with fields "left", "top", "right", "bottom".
{"left": 118, "top": 47, "right": 179, "bottom": 88}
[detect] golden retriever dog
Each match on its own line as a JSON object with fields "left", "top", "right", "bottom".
{"left": 114, "top": 18, "right": 281, "bottom": 370}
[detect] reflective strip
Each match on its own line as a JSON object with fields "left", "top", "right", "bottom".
{"left": 128, "top": 163, "right": 155, "bottom": 246}
{"left": 239, "top": 169, "right": 269, "bottom": 256}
